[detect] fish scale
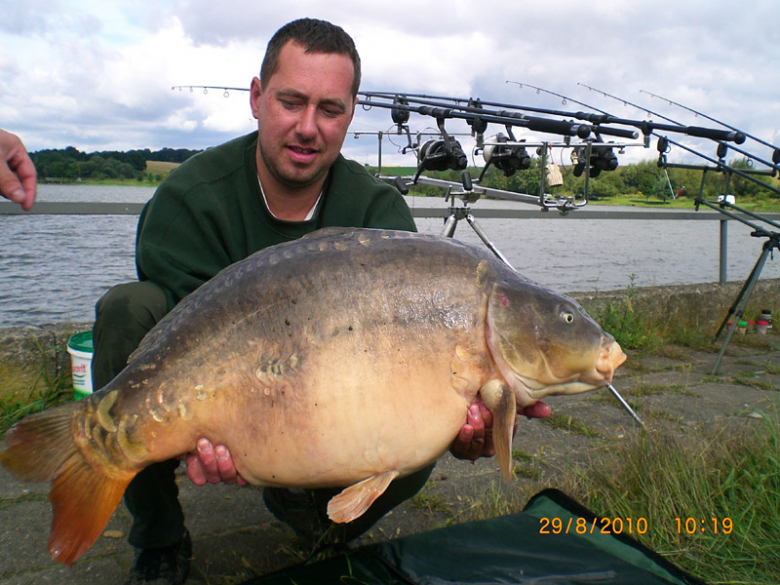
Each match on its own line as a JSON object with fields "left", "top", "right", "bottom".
{"left": 0, "top": 227, "right": 625, "bottom": 566}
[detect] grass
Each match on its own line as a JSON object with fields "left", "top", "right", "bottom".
{"left": 731, "top": 373, "right": 777, "bottom": 392}
{"left": 587, "top": 192, "right": 780, "bottom": 213}
{"left": 621, "top": 383, "right": 687, "bottom": 397}
{"left": 448, "top": 417, "right": 780, "bottom": 585}
{"left": 556, "top": 419, "right": 780, "bottom": 584}
{"left": 540, "top": 412, "right": 601, "bottom": 438}
{"left": 409, "top": 482, "right": 451, "bottom": 517}
{"left": 447, "top": 481, "right": 531, "bottom": 528}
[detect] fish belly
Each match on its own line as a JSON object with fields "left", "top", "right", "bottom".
{"left": 227, "top": 341, "right": 476, "bottom": 488}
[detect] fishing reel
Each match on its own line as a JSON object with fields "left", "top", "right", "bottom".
{"left": 572, "top": 144, "right": 619, "bottom": 178}
{"left": 480, "top": 133, "right": 531, "bottom": 181}
{"left": 656, "top": 136, "right": 671, "bottom": 167}
{"left": 417, "top": 138, "right": 468, "bottom": 172}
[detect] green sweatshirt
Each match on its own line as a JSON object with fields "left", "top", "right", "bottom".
{"left": 136, "top": 131, "right": 416, "bottom": 311}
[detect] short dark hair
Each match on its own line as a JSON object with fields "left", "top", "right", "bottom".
{"left": 260, "top": 18, "right": 361, "bottom": 98}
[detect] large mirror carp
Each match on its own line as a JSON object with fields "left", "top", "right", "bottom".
{"left": 1, "top": 228, "right": 625, "bottom": 565}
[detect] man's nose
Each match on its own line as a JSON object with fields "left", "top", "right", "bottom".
{"left": 295, "top": 106, "right": 318, "bottom": 140}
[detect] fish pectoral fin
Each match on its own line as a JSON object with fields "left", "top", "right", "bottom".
{"left": 479, "top": 380, "right": 516, "bottom": 482}
{"left": 0, "top": 403, "right": 135, "bottom": 566}
{"left": 327, "top": 470, "right": 401, "bottom": 524}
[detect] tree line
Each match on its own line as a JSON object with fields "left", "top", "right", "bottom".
{"left": 31, "top": 144, "right": 777, "bottom": 202}
{"left": 30, "top": 146, "right": 201, "bottom": 182}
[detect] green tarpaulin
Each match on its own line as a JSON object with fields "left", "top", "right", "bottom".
{"left": 245, "top": 489, "right": 706, "bottom": 585}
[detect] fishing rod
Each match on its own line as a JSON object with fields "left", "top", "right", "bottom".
{"left": 659, "top": 136, "right": 780, "bottom": 198}
{"left": 370, "top": 87, "right": 744, "bottom": 149}
{"left": 580, "top": 82, "right": 779, "bottom": 175}
{"left": 578, "top": 83, "right": 780, "bottom": 196}
{"left": 628, "top": 89, "right": 780, "bottom": 175}
{"left": 509, "top": 81, "right": 744, "bottom": 144}
{"left": 359, "top": 94, "right": 595, "bottom": 140}
{"left": 640, "top": 89, "right": 780, "bottom": 162}
{"left": 359, "top": 91, "right": 639, "bottom": 140}
{"left": 174, "top": 84, "right": 636, "bottom": 212}
{"left": 506, "top": 82, "right": 612, "bottom": 115}
{"left": 509, "top": 80, "right": 750, "bottom": 208}
{"left": 172, "top": 85, "right": 246, "bottom": 97}
{"left": 573, "top": 83, "right": 746, "bottom": 145}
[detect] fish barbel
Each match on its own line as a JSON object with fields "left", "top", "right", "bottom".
{"left": 0, "top": 228, "right": 625, "bottom": 565}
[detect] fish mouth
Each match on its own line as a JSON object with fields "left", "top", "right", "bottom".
{"left": 511, "top": 339, "right": 627, "bottom": 404}
{"left": 514, "top": 375, "right": 607, "bottom": 403}
{"left": 594, "top": 339, "right": 627, "bottom": 384}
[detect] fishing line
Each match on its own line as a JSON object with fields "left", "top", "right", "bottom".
{"left": 606, "top": 384, "right": 648, "bottom": 430}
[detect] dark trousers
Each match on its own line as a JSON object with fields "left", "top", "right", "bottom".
{"left": 92, "top": 281, "right": 182, "bottom": 549}
{"left": 92, "top": 281, "right": 432, "bottom": 550}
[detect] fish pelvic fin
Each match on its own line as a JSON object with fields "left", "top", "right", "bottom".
{"left": 479, "top": 379, "right": 516, "bottom": 482}
{"left": 0, "top": 403, "right": 135, "bottom": 566}
{"left": 327, "top": 470, "right": 401, "bottom": 524}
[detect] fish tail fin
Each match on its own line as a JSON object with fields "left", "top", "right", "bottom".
{"left": 0, "top": 403, "right": 134, "bottom": 566}
{"left": 479, "top": 380, "right": 516, "bottom": 482}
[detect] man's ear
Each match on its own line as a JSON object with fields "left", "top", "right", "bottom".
{"left": 349, "top": 96, "right": 358, "bottom": 124}
{"left": 250, "top": 77, "right": 263, "bottom": 119}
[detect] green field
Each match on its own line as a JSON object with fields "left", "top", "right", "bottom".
{"left": 145, "top": 160, "right": 180, "bottom": 175}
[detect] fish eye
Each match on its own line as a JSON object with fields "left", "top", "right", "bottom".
{"left": 560, "top": 311, "right": 575, "bottom": 324}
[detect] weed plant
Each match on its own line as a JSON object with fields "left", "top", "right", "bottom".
{"left": 594, "top": 275, "right": 661, "bottom": 352}
{"left": 591, "top": 275, "right": 745, "bottom": 353}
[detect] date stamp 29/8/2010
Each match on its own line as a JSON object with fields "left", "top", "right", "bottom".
{"left": 538, "top": 516, "right": 734, "bottom": 536}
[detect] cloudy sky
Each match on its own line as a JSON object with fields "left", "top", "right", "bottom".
{"left": 2, "top": 0, "right": 778, "bottom": 168}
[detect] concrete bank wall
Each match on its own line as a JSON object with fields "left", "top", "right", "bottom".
{"left": 1, "top": 278, "right": 778, "bottom": 399}
{"left": 0, "top": 321, "right": 92, "bottom": 399}
{"left": 569, "top": 278, "right": 780, "bottom": 332}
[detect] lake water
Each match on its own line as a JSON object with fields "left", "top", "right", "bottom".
{"left": 1, "top": 184, "right": 778, "bottom": 327}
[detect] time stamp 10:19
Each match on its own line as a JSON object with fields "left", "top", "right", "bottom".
{"left": 539, "top": 516, "right": 734, "bottom": 536}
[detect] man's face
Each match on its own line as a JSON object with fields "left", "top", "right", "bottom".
{"left": 251, "top": 41, "right": 357, "bottom": 192}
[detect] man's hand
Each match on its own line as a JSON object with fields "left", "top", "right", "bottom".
{"left": 450, "top": 399, "right": 551, "bottom": 462}
{"left": 185, "top": 438, "right": 247, "bottom": 486}
{"left": 450, "top": 400, "right": 496, "bottom": 461}
{"left": 0, "top": 129, "right": 37, "bottom": 211}
{"left": 520, "top": 401, "right": 552, "bottom": 420}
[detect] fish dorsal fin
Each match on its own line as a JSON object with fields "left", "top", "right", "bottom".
{"left": 327, "top": 470, "right": 401, "bottom": 524}
{"left": 479, "top": 379, "right": 516, "bottom": 482}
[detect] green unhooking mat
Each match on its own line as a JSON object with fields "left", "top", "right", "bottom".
{"left": 244, "top": 489, "right": 706, "bottom": 585}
